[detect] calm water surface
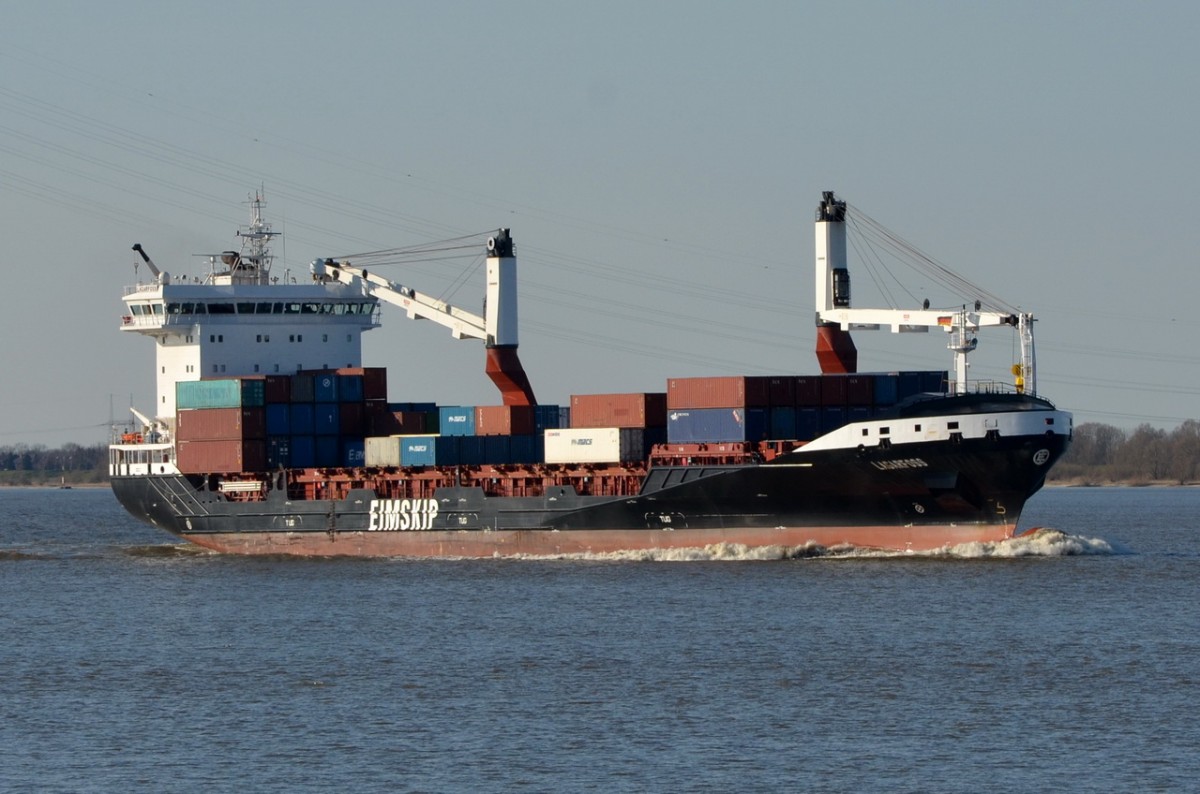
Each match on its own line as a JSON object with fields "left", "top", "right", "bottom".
{"left": 1, "top": 486, "right": 1197, "bottom": 792}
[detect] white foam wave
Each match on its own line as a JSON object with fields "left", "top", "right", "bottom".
{"left": 495, "top": 529, "right": 1113, "bottom": 562}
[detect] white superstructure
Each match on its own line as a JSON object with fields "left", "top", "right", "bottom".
{"left": 119, "top": 194, "right": 381, "bottom": 423}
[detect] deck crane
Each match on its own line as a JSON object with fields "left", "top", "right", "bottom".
{"left": 310, "top": 229, "right": 537, "bottom": 406}
{"left": 813, "top": 192, "right": 1036, "bottom": 395}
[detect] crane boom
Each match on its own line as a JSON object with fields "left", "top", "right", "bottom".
{"left": 310, "top": 230, "right": 536, "bottom": 405}
{"left": 814, "top": 192, "right": 1037, "bottom": 395}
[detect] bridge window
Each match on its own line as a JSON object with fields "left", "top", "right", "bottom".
{"left": 207, "top": 303, "right": 235, "bottom": 314}
{"left": 237, "top": 303, "right": 256, "bottom": 314}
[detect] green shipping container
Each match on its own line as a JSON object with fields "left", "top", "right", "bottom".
{"left": 176, "top": 378, "right": 266, "bottom": 410}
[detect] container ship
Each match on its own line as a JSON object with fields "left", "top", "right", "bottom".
{"left": 109, "top": 191, "right": 1071, "bottom": 557}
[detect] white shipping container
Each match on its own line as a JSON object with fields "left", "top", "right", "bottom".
{"left": 543, "top": 427, "right": 645, "bottom": 464}
{"left": 364, "top": 436, "right": 402, "bottom": 467}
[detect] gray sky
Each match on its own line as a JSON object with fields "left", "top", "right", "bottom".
{"left": 2, "top": 1, "right": 1197, "bottom": 447}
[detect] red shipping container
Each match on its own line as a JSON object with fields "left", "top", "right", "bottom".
{"left": 795, "top": 376, "right": 821, "bottom": 407}
{"left": 339, "top": 402, "right": 366, "bottom": 436}
{"left": 767, "top": 377, "right": 796, "bottom": 407}
{"left": 844, "top": 375, "right": 875, "bottom": 406}
{"left": 176, "top": 407, "right": 266, "bottom": 441}
{"left": 820, "top": 375, "right": 848, "bottom": 406}
{"left": 176, "top": 439, "right": 267, "bottom": 474}
{"left": 263, "top": 375, "right": 291, "bottom": 404}
{"left": 666, "top": 376, "right": 771, "bottom": 409}
{"left": 394, "top": 411, "right": 426, "bottom": 434}
{"left": 475, "top": 405, "right": 535, "bottom": 436}
{"left": 570, "top": 393, "right": 667, "bottom": 428}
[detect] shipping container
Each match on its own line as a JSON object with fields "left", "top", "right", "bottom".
{"left": 263, "top": 375, "right": 291, "bottom": 404}
{"left": 266, "top": 436, "right": 290, "bottom": 469}
{"left": 457, "top": 435, "right": 487, "bottom": 466}
{"left": 176, "top": 439, "right": 266, "bottom": 474}
{"left": 314, "top": 402, "right": 340, "bottom": 436}
{"left": 439, "top": 406, "right": 476, "bottom": 436}
{"left": 544, "top": 427, "right": 647, "bottom": 464}
{"left": 175, "top": 407, "right": 266, "bottom": 441}
{"left": 313, "top": 373, "right": 339, "bottom": 403}
{"left": 315, "top": 435, "right": 340, "bottom": 467}
{"left": 484, "top": 435, "right": 512, "bottom": 464}
{"left": 290, "top": 373, "right": 315, "bottom": 403}
{"left": 797, "top": 408, "right": 820, "bottom": 441}
{"left": 343, "top": 439, "right": 366, "bottom": 468}
{"left": 265, "top": 403, "right": 291, "bottom": 436}
{"left": 475, "top": 405, "right": 535, "bottom": 436}
{"left": 921, "top": 371, "right": 947, "bottom": 393}
{"left": 337, "top": 374, "right": 364, "bottom": 403}
{"left": 768, "top": 406, "right": 797, "bottom": 440}
{"left": 570, "top": 393, "right": 667, "bottom": 428}
{"left": 534, "top": 404, "right": 564, "bottom": 432}
{"left": 289, "top": 403, "right": 315, "bottom": 434}
{"left": 820, "top": 375, "right": 848, "bottom": 406}
{"left": 335, "top": 367, "right": 388, "bottom": 400}
{"left": 339, "top": 402, "right": 366, "bottom": 437}
{"left": 844, "top": 375, "right": 874, "bottom": 405}
{"left": 397, "top": 435, "right": 460, "bottom": 467}
{"left": 897, "top": 372, "right": 925, "bottom": 401}
{"left": 509, "top": 434, "right": 544, "bottom": 464}
{"left": 819, "top": 407, "right": 848, "bottom": 435}
{"left": 848, "top": 406, "right": 872, "bottom": 425}
{"left": 666, "top": 407, "right": 768, "bottom": 443}
{"left": 873, "top": 374, "right": 899, "bottom": 406}
{"left": 795, "top": 376, "right": 822, "bottom": 407}
{"left": 364, "top": 436, "right": 402, "bottom": 467}
{"left": 767, "top": 377, "right": 796, "bottom": 407}
{"left": 177, "top": 378, "right": 265, "bottom": 410}
{"left": 290, "top": 435, "right": 316, "bottom": 468}
{"left": 666, "top": 376, "right": 771, "bottom": 409}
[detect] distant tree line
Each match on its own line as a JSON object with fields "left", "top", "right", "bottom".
{"left": 1051, "top": 421, "right": 1200, "bottom": 485}
{"left": 0, "top": 443, "right": 109, "bottom": 485}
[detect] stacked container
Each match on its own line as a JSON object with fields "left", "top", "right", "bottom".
{"left": 175, "top": 378, "right": 267, "bottom": 473}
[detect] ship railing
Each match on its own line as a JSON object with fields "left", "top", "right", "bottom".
{"left": 949, "top": 379, "right": 1036, "bottom": 397}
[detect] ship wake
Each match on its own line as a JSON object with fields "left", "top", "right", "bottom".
{"left": 502, "top": 529, "right": 1113, "bottom": 562}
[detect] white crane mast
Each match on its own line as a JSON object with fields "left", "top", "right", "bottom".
{"left": 814, "top": 192, "right": 1037, "bottom": 395}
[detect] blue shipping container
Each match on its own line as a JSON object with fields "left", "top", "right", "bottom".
{"left": 819, "top": 407, "right": 848, "bottom": 435}
{"left": 796, "top": 408, "right": 820, "bottom": 441}
{"left": 342, "top": 439, "right": 365, "bottom": 468}
{"left": 457, "top": 435, "right": 487, "bottom": 465}
{"left": 666, "top": 408, "right": 767, "bottom": 443}
{"left": 769, "top": 406, "right": 797, "bottom": 439}
{"left": 509, "top": 434, "right": 544, "bottom": 464}
{"left": 266, "top": 403, "right": 291, "bottom": 436}
{"left": 314, "top": 403, "right": 340, "bottom": 436}
{"left": 315, "top": 435, "right": 340, "bottom": 467}
{"left": 484, "top": 435, "right": 512, "bottom": 464}
{"left": 266, "top": 436, "right": 291, "bottom": 468}
{"left": 313, "top": 373, "right": 339, "bottom": 402}
{"left": 399, "top": 435, "right": 459, "bottom": 467}
{"left": 289, "top": 403, "right": 315, "bottom": 435}
{"left": 439, "top": 406, "right": 476, "bottom": 436}
{"left": 338, "top": 375, "right": 364, "bottom": 403}
{"left": 291, "top": 435, "right": 316, "bottom": 468}
{"left": 874, "top": 374, "right": 899, "bottom": 406}
{"left": 534, "top": 405, "right": 563, "bottom": 432}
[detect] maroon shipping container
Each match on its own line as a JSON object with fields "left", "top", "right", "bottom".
{"left": 844, "top": 375, "right": 875, "bottom": 406}
{"left": 666, "top": 376, "right": 772, "bottom": 409}
{"left": 767, "top": 377, "right": 796, "bottom": 407}
{"left": 795, "top": 376, "right": 821, "bottom": 407}
{"left": 263, "top": 375, "right": 291, "bottom": 404}
{"left": 570, "top": 393, "right": 667, "bottom": 428}
{"left": 176, "top": 439, "right": 267, "bottom": 474}
{"left": 475, "top": 405, "right": 535, "bottom": 436}
{"left": 339, "top": 402, "right": 366, "bottom": 436}
{"left": 334, "top": 367, "right": 388, "bottom": 400}
{"left": 820, "top": 375, "right": 848, "bottom": 406}
{"left": 175, "top": 407, "right": 266, "bottom": 441}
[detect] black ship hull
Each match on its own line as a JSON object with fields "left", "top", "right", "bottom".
{"left": 111, "top": 427, "right": 1068, "bottom": 557}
